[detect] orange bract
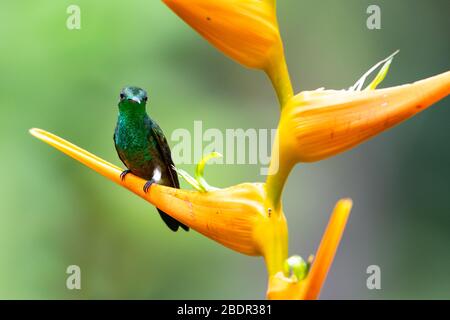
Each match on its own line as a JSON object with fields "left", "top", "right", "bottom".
{"left": 163, "top": 0, "right": 281, "bottom": 70}
{"left": 29, "top": 128, "right": 289, "bottom": 262}
{"left": 163, "top": 0, "right": 293, "bottom": 106}
{"left": 278, "top": 71, "right": 450, "bottom": 164}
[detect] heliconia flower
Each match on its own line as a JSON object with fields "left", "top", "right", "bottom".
{"left": 278, "top": 70, "right": 450, "bottom": 164}
{"left": 29, "top": 121, "right": 346, "bottom": 300}
{"left": 162, "top": 0, "right": 293, "bottom": 105}
{"left": 267, "top": 199, "right": 352, "bottom": 300}
{"left": 263, "top": 55, "right": 450, "bottom": 209}
{"left": 29, "top": 128, "right": 288, "bottom": 269}
{"left": 265, "top": 67, "right": 449, "bottom": 208}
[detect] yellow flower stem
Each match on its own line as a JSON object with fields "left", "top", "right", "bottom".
{"left": 265, "top": 51, "right": 294, "bottom": 109}
{"left": 261, "top": 131, "right": 291, "bottom": 276}
{"left": 265, "top": 164, "right": 293, "bottom": 213}
{"left": 264, "top": 131, "right": 295, "bottom": 212}
{"left": 259, "top": 214, "right": 289, "bottom": 276}
{"left": 264, "top": 49, "right": 295, "bottom": 207}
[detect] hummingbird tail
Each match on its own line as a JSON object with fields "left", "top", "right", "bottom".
{"left": 157, "top": 208, "right": 190, "bottom": 232}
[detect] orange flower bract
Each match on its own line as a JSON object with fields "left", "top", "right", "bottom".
{"left": 278, "top": 71, "right": 450, "bottom": 164}
{"left": 163, "top": 0, "right": 281, "bottom": 70}
{"left": 29, "top": 129, "right": 288, "bottom": 266}
{"left": 163, "top": 0, "right": 293, "bottom": 106}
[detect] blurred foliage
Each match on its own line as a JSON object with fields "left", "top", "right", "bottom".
{"left": 0, "top": 0, "right": 449, "bottom": 299}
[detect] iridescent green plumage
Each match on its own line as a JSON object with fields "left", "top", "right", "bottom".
{"left": 114, "top": 86, "right": 188, "bottom": 232}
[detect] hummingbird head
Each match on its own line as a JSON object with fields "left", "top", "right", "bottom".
{"left": 118, "top": 86, "right": 148, "bottom": 111}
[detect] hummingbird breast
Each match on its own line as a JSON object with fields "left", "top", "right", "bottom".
{"left": 115, "top": 117, "right": 159, "bottom": 181}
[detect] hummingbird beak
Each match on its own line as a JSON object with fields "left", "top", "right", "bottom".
{"left": 129, "top": 97, "right": 142, "bottom": 104}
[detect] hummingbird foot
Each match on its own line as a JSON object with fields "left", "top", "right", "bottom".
{"left": 143, "top": 179, "right": 156, "bottom": 193}
{"left": 120, "top": 169, "right": 132, "bottom": 181}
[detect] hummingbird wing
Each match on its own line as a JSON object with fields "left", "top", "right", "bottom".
{"left": 147, "top": 120, "right": 190, "bottom": 232}
{"left": 148, "top": 123, "right": 180, "bottom": 188}
{"left": 113, "top": 128, "right": 128, "bottom": 168}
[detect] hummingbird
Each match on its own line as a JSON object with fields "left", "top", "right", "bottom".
{"left": 114, "top": 86, "right": 189, "bottom": 232}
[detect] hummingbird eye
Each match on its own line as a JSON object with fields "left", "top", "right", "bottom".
{"left": 119, "top": 93, "right": 125, "bottom": 100}
{"left": 143, "top": 97, "right": 148, "bottom": 102}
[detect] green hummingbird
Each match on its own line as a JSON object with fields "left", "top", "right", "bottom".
{"left": 114, "top": 86, "right": 189, "bottom": 232}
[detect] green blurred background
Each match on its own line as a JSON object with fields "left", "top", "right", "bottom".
{"left": 0, "top": 0, "right": 449, "bottom": 299}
